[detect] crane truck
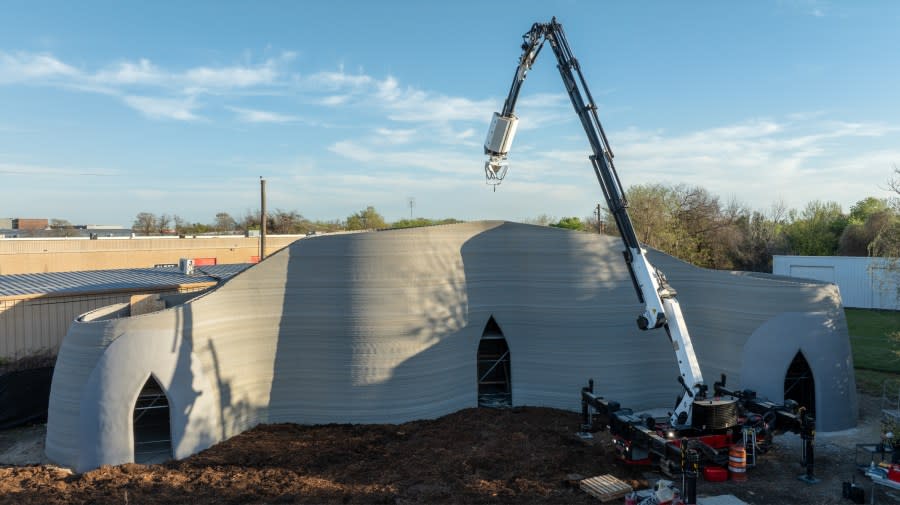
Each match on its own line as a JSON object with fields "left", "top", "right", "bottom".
{"left": 483, "top": 18, "right": 817, "bottom": 483}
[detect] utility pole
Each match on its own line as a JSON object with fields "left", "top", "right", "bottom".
{"left": 260, "top": 177, "right": 267, "bottom": 261}
{"left": 407, "top": 197, "right": 415, "bottom": 219}
{"left": 595, "top": 204, "right": 604, "bottom": 234}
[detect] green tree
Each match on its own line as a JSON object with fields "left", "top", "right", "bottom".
{"left": 346, "top": 206, "right": 386, "bottom": 230}
{"left": 551, "top": 217, "right": 585, "bottom": 231}
{"left": 392, "top": 218, "right": 436, "bottom": 229}
{"left": 849, "top": 197, "right": 889, "bottom": 224}
{"left": 783, "top": 201, "right": 848, "bottom": 256}
{"left": 839, "top": 202, "right": 897, "bottom": 256}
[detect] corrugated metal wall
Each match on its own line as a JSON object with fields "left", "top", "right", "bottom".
{"left": 0, "top": 286, "right": 210, "bottom": 360}
{"left": 773, "top": 256, "right": 900, "bottom": 309}
{"left": 0, "top": 235, "right": 302, "bottom": 275}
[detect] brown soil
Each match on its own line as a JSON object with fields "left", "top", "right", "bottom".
{"left": 0, "top": 399, "right": 892, "bottom": 505}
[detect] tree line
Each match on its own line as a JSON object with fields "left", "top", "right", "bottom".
{"left": 131, "top": 207, "right": 462, "bottom": 237}
{"left": 132, "top": 166, "right": 900, "bottom": 273}
{"left": 544, "top": 186, "right": 899, "bottom": 272}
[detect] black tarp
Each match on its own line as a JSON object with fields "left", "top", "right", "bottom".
{"left": 0, "top": 367, "right": 54, "bottom": 429}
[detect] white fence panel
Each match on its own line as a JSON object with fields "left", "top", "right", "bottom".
{"left": 773, "top": 256, "right": 900, "bottom": 309}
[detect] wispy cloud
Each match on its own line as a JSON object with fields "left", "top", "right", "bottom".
{"left": 515, "top": 116, "right": 900, "bottom": 211}
{"left": 0, "top": 51, "right": 78, "bottom": 83}
{"left": 373, "top": 127, "right": 416, "bottom": 145}
{"left": 328, "top": 139, "right": 479, "bottom": 174}
{"left": 122, "top": 95, "right": 200, "bottom": 121}
{"left": 305, "top": 68, "right": 498, "bottom": 123}
{"left": 0, "top": 50, "right": 294, "bottom": 120}
{"left": 228, "top": 106, "right": 296, "bottom": 123}
{"left": 93, "top": 58, "right": 165, "bottom": 85}
{"left": 779, "top": 0, "right": 830, "bottom": 17}
{"left": 183, "top": 63, "right": 277, "bottom": 89}
{"left": 0, "top": 161, "right": 120, "bottom": 177}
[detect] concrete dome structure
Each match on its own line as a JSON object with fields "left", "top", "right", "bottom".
{"left": 46, "top": 221, "right": 857, "bottom": 471}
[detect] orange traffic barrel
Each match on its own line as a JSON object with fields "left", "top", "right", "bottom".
{"left": 729, "top": 445, "right": 747, "bottom": 481}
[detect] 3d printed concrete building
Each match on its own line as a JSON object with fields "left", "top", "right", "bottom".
{"left": 46, "top": 222, "right": 857, "bottom": 471}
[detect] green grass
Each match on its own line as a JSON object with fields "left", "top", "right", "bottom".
{"left": 845, "top": 308, "right": 900, "bottom": 395}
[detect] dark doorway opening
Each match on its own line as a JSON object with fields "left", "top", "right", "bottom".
{"left": 478, "top": 316, "right": 511, "bottom": 408}
{"left": 133, "top": 375, "right": 172, "bottom": 464}
{"left": 784, "top": 351, "right": 815, "bottom": 416}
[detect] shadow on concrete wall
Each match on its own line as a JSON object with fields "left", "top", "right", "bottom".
{"left": 266, "top": 222, "right": 631, "bottom": 423}
{"left": 163, "top": 299, "right": 262, "bottom": 463}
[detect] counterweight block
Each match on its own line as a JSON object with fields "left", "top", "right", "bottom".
{"left": 691, "top": 398, "right": 739, "bottom": 430}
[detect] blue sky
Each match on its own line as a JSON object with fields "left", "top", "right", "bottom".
{"left": 1, "top": 1, "right": 899, "bottom": 227}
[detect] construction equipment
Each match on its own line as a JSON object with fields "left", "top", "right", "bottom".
{"left": 483, "top": 17, "right": 816, "bottom": 479}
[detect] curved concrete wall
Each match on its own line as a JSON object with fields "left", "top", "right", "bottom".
{"left": 46, "top": 221, "right": 856, "bottom": 471}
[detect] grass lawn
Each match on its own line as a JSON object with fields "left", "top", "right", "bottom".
{"left": 844, "top": 308, "right": 900, "bottom": 395}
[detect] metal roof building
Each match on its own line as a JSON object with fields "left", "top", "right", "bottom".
{"left": 0, "top": 264, "right": 250, "bottom": 360}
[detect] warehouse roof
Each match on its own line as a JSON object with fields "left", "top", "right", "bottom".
{"left": 0, "top": 264, "right": 252, "bottom": 297}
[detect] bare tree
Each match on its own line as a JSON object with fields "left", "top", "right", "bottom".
{"left": 888, "top": 163, "right": 900, "bottom": 195}
{"left": 240, "top": 210, "right": 261, "bottom": 231}
{"left": 213, "top": 212, "right": 237, "bottom": 233}
{"left": 132, "top": 212, "right": 157, "bottom": 236}
{"left": 156, "top": 214, "right": 172, "bottom": 235}
{"left": 271, "top": 209, "right": 303, "bottom": 234}
{"left": 173, "top": 215, "right": 187, "bottom": 236}
{"left": 524, "top": 214, "right": 556, "bottom": 226}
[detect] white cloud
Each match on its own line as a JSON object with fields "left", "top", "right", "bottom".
{"left": 122, "top": 95, "right": 200, "bottom": 121}
{"left": 0, "top": 50, "right": 300, "bottom": 120}
{"left": 302, "top": 68, "right": 498, "bottom": 123}
{"left": 228, "top": 106, "right": 296, "bottom": 123}
{"left": 319, "top": 94, "right": 350, "bottom": 106}
{"left": 533, "top": 116, "right": 900, "bottom": 212}
{"left": 327, "top": 139, "right": 479, "bottom": 174}
{"left": 184, "top": 63, "right": 277, "bottom": 89}
{"left": 1, "top": 50, "right": 290, "bottom": 93}
{"left": 373, "top": 127, "right": 416, "bottom": 145}
{"left": 0, "top": 51, "right": 78, "bottom": 83}
{"left": 306, "top": 70, "right": 373, "bottom": 90}
{"left": 93, "top": 58, "right": 165, "bottom": 85}
{"left": 0, "top": 161, "right": 120, "bottom": 177}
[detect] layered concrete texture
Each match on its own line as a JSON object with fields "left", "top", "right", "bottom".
{"left": 46, "top": 221, "right": 857, "bottom": 471}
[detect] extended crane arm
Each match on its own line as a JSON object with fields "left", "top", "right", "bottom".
{"left": 484, "top": 18, "right": 705, "bottom": 427}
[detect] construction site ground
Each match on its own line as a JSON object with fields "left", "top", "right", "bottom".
{"left": 0, "top": 393, "right": 892, "bottom": 505}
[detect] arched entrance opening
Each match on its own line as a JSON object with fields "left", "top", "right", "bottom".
{"left": 477, "top": 316, "right": 511, "bottom": 408}
{"left": 784, "top": 351, "right": 815, "bottom": 416}
{"left": 133, "top": 375, "right": 172, "bottom": 463}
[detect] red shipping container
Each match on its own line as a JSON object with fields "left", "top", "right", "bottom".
{"left": 703, "top": 466, "right": 729, "bottom": 482}
{"left": 889, "top": 464, "right": 900, "bottom": 483}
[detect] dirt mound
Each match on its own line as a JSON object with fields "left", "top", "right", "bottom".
{"left": 0, "top": 403, "right": 882, "bottom": 505}
{"left": 0, "top": 407, "right": 638, "bottom": 505}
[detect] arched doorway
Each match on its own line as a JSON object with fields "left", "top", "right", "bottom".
{"left": 133, "top": 375, "right": 172, "bottom": 463}
{"left": 784, "top": 351, "right": 815, "bottom": 416}
{"left": 477, "top": 316, "right": 511, "bottom": 408}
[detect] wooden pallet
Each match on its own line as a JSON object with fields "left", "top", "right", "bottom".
{"left": 579, "top": 474, "right": 633, "bottom": 502}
